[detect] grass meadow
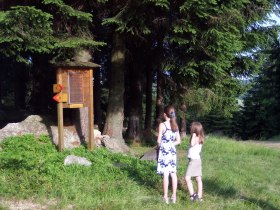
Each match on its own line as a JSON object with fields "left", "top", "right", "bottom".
{"left": 0, "top": 134, "right": 279, "bottom": 210}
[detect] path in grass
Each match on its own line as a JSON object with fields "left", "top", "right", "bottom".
{"left": 243, "top": 140, "right": 280, "bottom": 149}
{"left": 0, "top": 198, "right": 62, "bottom": 210}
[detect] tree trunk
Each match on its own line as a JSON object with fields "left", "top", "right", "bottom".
{"left": 72, "top": 107, "right": 88, "bottom": 144}
{"left": 30, "top": 55, "right": 51, "bottom": 114}
{"left": 94, "top": 68, "right": 102, "bottom": 129}
{"left": 145, "top": 65, "right": 153, "bottom": 131}
{"left": 155, "top": 69, "right": 164, "bottom": 128}
{"left": 0, "top": 64, "right": 2, "bottom": 107}
{"left": 103, "top": 33, "right": 126, "bottom": 143}
{"left": 179, "top": 103, "right": 187, "bottom": 138}
{"left": 14, "top": 63, "right": 26, "bottom": 109}
{"left": 126, "top": 60, "right": 143, "bottom": 140}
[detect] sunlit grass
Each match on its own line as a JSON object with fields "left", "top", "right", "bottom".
{"left": 0, "top": 134, "right": 279, "bottom": 209}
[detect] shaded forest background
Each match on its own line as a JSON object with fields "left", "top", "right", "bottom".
{"left": 0, "top": 0, "right": 280, "bottom": 143}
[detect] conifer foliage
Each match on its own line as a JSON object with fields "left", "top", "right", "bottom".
{"left": 238, "top": 42, "right": 280, "bottom": 139}
{"left": 0, "top": 0, "right": 105, "bottom": 63}
{"left": 0, "top": 0, "right": 280, "bottom": 142}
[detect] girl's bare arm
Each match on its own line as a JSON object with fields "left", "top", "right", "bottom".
{"left": 173, "top": 131, "right": 181, "bottom": 146}
{"left": 157, "top": 123, "right": 164, "bottom": 146}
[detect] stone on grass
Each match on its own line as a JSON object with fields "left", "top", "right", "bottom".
{"left": 0, "top": 114, "right": 131, "bottom": 153}
{"left": 140, "top": 147, "right": 158, "bottom": 161}
{"left": 64, "top": 155, "right": 92, "bottom": 166}
{"left": 0, "top": 115, "right": 81, "bottom": 149}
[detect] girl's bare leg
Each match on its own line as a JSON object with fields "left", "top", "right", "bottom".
{"left": 163, "top": 171, "right": 169, "bottom": 199}
{"left": 196, "top": 176, "right": 203, "bottom": 198}
{"left": 185, "top": 175, "right": 194, "bottom": 195}
{"left": 170, "top": 173, "right": 177, "bottom": 202}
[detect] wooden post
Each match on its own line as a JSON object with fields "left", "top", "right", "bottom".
{"left": 57, "top": 69, "right": 64, "bottom": 151}
{"left": 57, "top": 102, "right": 64, "bottom": 151}
{"left": 88, "top": 69, "right": 94, "bottom": 151}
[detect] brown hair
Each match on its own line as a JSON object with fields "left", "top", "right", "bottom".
{"left": 164, "top": 105, "right": 178, "bottom": 132}
{"left": 190, "top": 122, "right": 205, "bottom": 144}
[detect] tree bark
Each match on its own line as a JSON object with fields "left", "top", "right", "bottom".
{"left": 14, "top": 63, "right": 26, "bottom": 109}
{"left": 155, "top": 69, "right": 164, "bottom": 128}
{"left": 0, "top": 62, "right": 2, "bottom": 107}
{"left": 30, "top": 55, "right": 51, "bottom": 114}
{"left": 94, "top": 68, "right": 102, "bottom": 128}
{"left": 145, "top": 64, "right": 153, "bottom": 130}
{"left": 126, "top": 59, "right": 143, "bottom": 140}
{"left": 72, "top": 107, "right": 88, "bottom": 144}
{"left": 102, "top": 33, "right": 126, "bottom": 142}
{"left": 179, "top": 103, "right": 187, "bottom": 138}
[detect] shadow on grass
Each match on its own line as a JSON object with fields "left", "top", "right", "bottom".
{"left": 204, "top": 179, "right": 279, "bottom": 210}
{"left": 240, "top": 196, "right": 279, "bottom": 210}
{"left": 114, "top": 160, "right": 160, "bottom": 189}
{"left": 203, "top": 178, "right": 238, "bottom": 198}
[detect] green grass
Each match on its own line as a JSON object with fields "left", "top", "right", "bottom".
{"left": 0, "top": 134, "right": 279, "bottom": 209}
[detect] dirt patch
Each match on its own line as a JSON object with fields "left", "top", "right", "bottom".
{"left": 0, "top": 199, "right": 49, "bottom": 210}
{"left": 0, "top": 199, "right": 74, "bottom": 210}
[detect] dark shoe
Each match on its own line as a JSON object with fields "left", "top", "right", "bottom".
{"left": 190, "top": 193, "right": 197, "bottom": 201}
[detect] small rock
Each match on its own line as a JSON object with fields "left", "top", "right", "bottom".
{"left": 140, "top": 147, "right": 159, "bottom": 161}
{"left": 64, "top": 155, "right": 92, "bottom": 166}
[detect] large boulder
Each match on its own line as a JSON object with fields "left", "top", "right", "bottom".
{"left": 0, "top": 115, "right": 80, "bottom": 149}
{"left": 101, "top": 135, "right": 130, "bottom": 154}
{"left": 0, "top": 115, "right": 130, "bottom": 153}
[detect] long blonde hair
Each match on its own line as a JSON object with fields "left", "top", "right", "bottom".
{"left": 190, "top": 122, "right": 205, "bottom": 144}
{"left": 164, "top": 105, "right": 178, "bottom": 132}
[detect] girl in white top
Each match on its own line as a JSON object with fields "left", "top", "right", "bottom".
{"left": 185, "top": 122, "right": 205, "bottom": 202}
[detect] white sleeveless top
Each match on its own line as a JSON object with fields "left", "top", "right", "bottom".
{"left": 187, "top": 143, "right": 202, "bottom": 159}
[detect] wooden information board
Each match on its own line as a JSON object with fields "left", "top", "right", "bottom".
{"left": 53, "top": 67, "right": 95, "bottom": 151}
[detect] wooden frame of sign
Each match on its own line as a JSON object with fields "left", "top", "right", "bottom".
{"left": 53, "top": 63, "right": 99, "bottom": 151}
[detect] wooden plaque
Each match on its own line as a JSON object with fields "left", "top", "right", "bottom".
{"left": 68, "top": 70, "right": 84, "bottom": 104}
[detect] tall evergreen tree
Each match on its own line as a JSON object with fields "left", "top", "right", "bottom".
{"left": 240, "top": 41, "right": 280, "bottom": 139}
{"left": 97, "top": 0, "right": 169, "bottom": 141}
{"left": 159, "top": 0, "right": 279, "bottom": 135}
{"left": 1, "top": 0, "right": 279, "bottom": 147}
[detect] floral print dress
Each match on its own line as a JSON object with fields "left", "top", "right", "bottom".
{"left": 157, "top": 123, "right": 177, "bottom": 174}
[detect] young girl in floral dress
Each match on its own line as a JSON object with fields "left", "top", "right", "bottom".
{"left": 157, "top": 105, "right": 181, "bottom": 204}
